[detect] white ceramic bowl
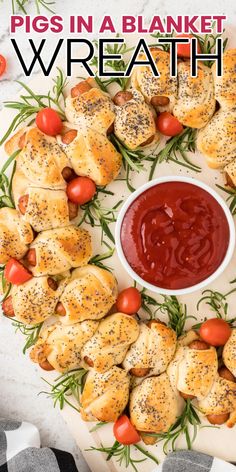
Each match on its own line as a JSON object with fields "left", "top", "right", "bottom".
{"left": 115, "top": 176, "right": 236, "bottom": 295}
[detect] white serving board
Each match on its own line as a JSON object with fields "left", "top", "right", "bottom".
{"left": 1, "top": 29, "right": 236, "bottom": 471}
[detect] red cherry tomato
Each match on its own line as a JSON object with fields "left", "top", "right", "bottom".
{"left": 66, "top": 177, "right": 96, "bottom": 205}
{"left": 200, "top": 318, "right": 231, "bottom": 347}
{"left": 4, "top": 258, "right": 33, "bottom": 285}
{"left": 0, "top": 55, "right": 6, "bottom": 77}
{"left": 116, "top": 287, "right": 142, "bottom": 315}
{"left": 36, "top": 108, "right": 63, "bottom": 136}
{"left": 156, "top": 112, "right": 183, "bottom": 137}
{"left": 113, "top": 415, "right": 140, "bottom": 445}
{"left": 175, "top": 34, "right": 201, "bottom": 58}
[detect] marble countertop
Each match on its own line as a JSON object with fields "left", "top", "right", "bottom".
{"left": 0, "top": 1, "right": 236, "bottom": 471}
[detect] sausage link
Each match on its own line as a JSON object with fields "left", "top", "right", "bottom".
{"left": 218, "top": 366, "right": 236, "bottom": 382}
{"left": 179, "top": 391, "right": 195, "bottom": 400}
{"left": 113, "top": 91, "right": 133, "bottom": 106}
{"left": 188, "top": 340, "right": 209, "bottom": 350}
{"left": 61, "top": 130, "right": 78, "bottom": 145}
{"left": 2, "top": 296, "right": 15, "bottom": 317}
{"left": 39, "top": 360, "right": 55, "bottom": 371}
{"left": 226, "top": 173, "right": 235, "bottom": 189}
{"left": 84, "top": 356, "right": 94, "bottom": 367}
{"left": 47, "top": 277, "right": 58, "bottom": 291}
{"left": 71, "top": 81, "right": 91, "bottom": 98}
{"left": 18, "top": 195, "right": 29, "bottom": 215}
{"left": 151, "top": 96, "right": 170, "bottom": 107}
{"left": 19, "top": 132, "right": 26, "bottom": 149}
{"left": 107, "top": 123, "right": 114, "bottom": 135}
{"left": 207, "top": 413, "right": 230, "bottom": 425}
{"left": 55, "top": 302, "right": 66, "bottom": 316}
{"left": 61, "top": 166, "right": 77, "bottom": 182}
{"left": 68, "top": 201, "right": 78, "bottom": 220}
{"left": 140, "top": 135, "right": 155, "bottom": 147}
{"left": 26, "top": 249, "right": 36, "bottom": 266}
{"left": 130, "top": 368, "right": 150, "bottom": 377}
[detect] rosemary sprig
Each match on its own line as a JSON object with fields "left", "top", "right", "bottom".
{"left": 155, "top": 295, "right": 195, "bottom": 337}
{"left": 193, "top": 27, "right": 228, "bottom": 67}
{"left": 40, "top": 368, "right": 88, "bottom": 413}
{"left": 149, "top": 128, "right": 200, "bottom": 180}
{"left": 146, "top": 399, "right": 201, "bottom": 453}
{"left": 91, "top": 38, "right": 134, "bottom": 91}
{"left": 195, "top": 288, "right": 236, "bottom": 326}
{"left": 216, "top": 184, "right": 236, "bottom": 216}
{"left": 89, "top": 422, "right": 107, "bottom": 433}
{"left": 78, "top": 187, "right": 122, "bottom": 245}
{"left": 89, "top": 248, "right": 115, "bottom": 272}
{"left": 0, "top": 149, "right": 21, "bottom": 209}
{"left": 10, "top": 0, "right": 55, "bottom": 14}
{"left": 0, "top": 266, "right": 11, "bottom": 302}
{"left": 11, "top": 320, "right": 43, "bottom": 354}
{"left": 139, "top": 288, "right": 159, "bottom": 320}
{"left": 0, "top": 68, "right": 66, "bottom": 146}
{"left": 149, "top": 31, "right": 174, "bottom": 51}
{"left": 87, "top": 440, "right": 159, "bottom": 472}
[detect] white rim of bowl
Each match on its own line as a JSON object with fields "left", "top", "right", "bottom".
{"left": 115, "top": 176, "right": 236, "bottom": 296}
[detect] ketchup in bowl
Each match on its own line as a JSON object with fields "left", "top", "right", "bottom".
{"left": 120, "top": 181, "right": 230, "bottom": 290}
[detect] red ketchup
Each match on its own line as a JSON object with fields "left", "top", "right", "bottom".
{"left": 120, "top": 182, "right": 230, "bottom": 290}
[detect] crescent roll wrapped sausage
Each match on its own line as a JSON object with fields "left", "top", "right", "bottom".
{"left": 81, "top": 312, "right": 140, "bottom": 372}
{"left": 131, "top": 48, "right": 177, "bottom": 110}
{"left": 173, "top": 61, "right": 215, "bottom": 128}
{"left": 60, "top": 127, "right": 122, "bottom": 186}
{"left": 113, "top": 89, "right": 157, "bottom": 149}
{"left": 65, "top": 82, "right": 115, "bottom": 134}
{"left": 0, "top": 207, "right": 33, "bottom": 264}
{"left": 167, "top": 330, "right": 218, "bottom": 400}
{"left": 7, "top": 276, "right": 66, "bottom": 324}
{"left": 5, "top": 128, "right": 70, "bottom": 190}
{"left": 80, "top": 366, "right": 130, "bottom": 422}
{"left": 223, "top": 329, "right": 236, "bottom": 377}
{"left": 212, "top": 49, "right": 236, "bottom": 109}
{"left": 130, "top": 374, "right": 184, "bottom": 445}
{"left": 26, "top": 226, "right": 92, "bottom": 276}
{"left": 123, "top": 320, "right": 177, "bottom": 378}
{"left": 197, "top": 108, "right": 236, "bottom": 168}
{"left": 12, "top": 169, "right": 77, "bottom": 232}
{"left": 56, "top": 265, "right": 118, "bottom": 324}
{"left": 198, "top": 373, "right": 236, "bottom": 428}
{"left": 30, "top": 319, "right": 98, "bottom": 372}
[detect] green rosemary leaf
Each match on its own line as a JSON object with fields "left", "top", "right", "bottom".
{"left": 89, "top": 422, "right": 107, "bottom": 433}
{"left": 11, "top": 320, "right": 43, "bottom": 354}
{"left": 196, "top": 288, "right": 236, "bottom": 325}
{"left": 89, "top": 248, "right": 115, "bottom": 272}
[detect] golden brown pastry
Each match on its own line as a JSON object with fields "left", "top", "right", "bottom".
{"left": 173, "top": 61, "right": 216, "bottom": 128}
{"left": 60, "top": 127, "right": 122, "bottom": 186}
{"left": 56, "top": 265, "right": 118, "bottom": 324}
{"left": 167, "top": 330, "right": 218, "bottom": 400}
{"left": 11, "top": 276, "right": 66, "bottom": 324}
{"left": 81, "top": 312, "right": 140, "bottom": 372}
{"left": 197, "top": 374, "right": 236, "bottom": 428}
{"left": 6, "top": 128, "right": 70, "bottom": 190}
{"left": 30, "top": 319, "right": 98, "bottom": 372}
{"left": 65, "top": 86, "right": 115, "bottom": 134}
{"left": 113, "top": 89, "right": 157, "bottom": 150}
{"left": 223, "top": 329, "right": 236, "bottom": 377}
{"left": 212, "top": 49, "right": 236, "bottom": 109}
{"left": 131, "top": 48, "right": 177, "bottom": 111}
{"left": 0, "top": 207, "right": 33, "bottom": 264}
{"left": 80, "top": 366, "right": 130, "bottom": 422}
{"left": 26, "top": 226, "right": 92, "bottom": 276}
{"left": 130, "top": 374, "right": 184, "bottom": 444}
{"left": 12, "top": 169, "right": 74, "bottom": 232}
{"left": 197, "top": 108, "right": 236, "bottom": 168}
{"left": 123, "top": 320, "right": 176, "bottom": 377}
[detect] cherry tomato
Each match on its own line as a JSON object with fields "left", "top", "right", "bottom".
{"left": 0, "top": 54, "right": 7, "bottom": 77}
{"left": 200, "top": 318, "right": 231, "bottom": 347}
{"left": 116, "top": 287, "right": 142, "bottom": 315}
{"left": 36, "top": 108, "right": 62, "bottom": 136}
{"left": 4, "top": 258, "right": 33, "bottom": 285}
{"left": 175, "top": 34, "right": 201, "bottom": 58}
{"left": 66, "top": 176, "right": 96, "bottom": 205}
{"left": 156, "top": 112, "right": 183, "bottom": 137}
{"left": 113, "top": 415, "right": 140, "bottom": 445}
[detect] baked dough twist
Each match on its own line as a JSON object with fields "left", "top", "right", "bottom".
{"left": 223, "top": 329, "right": 236, "bottom": 378}
{"left": 0, "top": 207, "right": 33, "bottom": 264}
{"left": 212, "top": 49, "right": 236, "bottom": 109}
